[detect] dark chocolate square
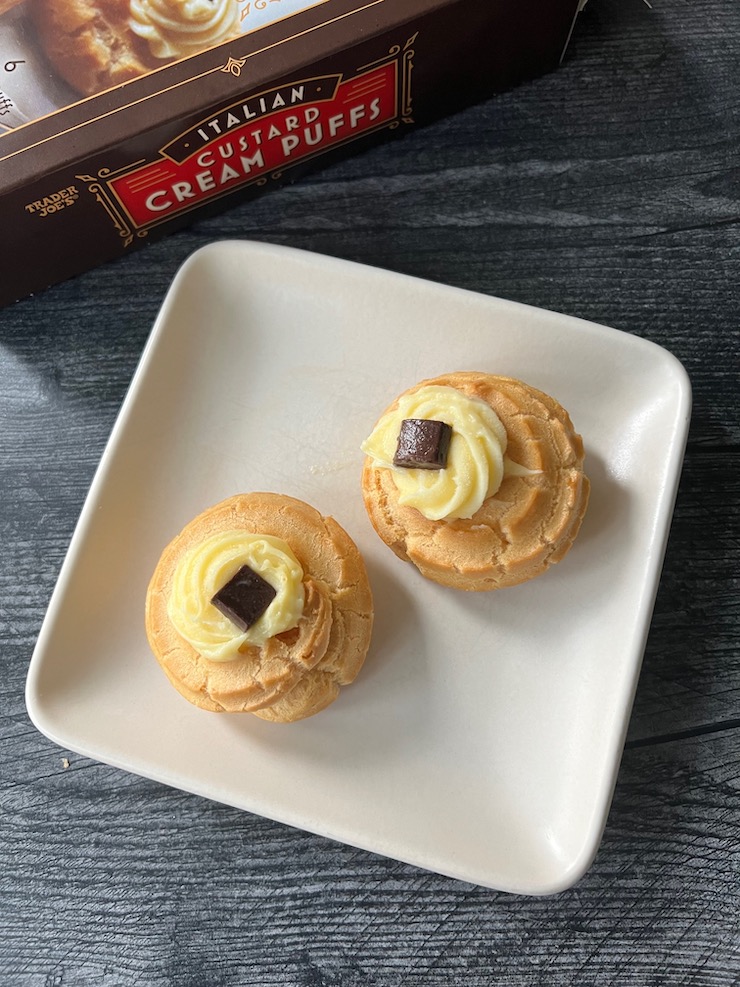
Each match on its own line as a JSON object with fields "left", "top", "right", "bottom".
{"left": 211, "top": 564, "right": 277, "bottom": 632}
{"left": 393, "top": 418, "right": 452, "bottom": 470}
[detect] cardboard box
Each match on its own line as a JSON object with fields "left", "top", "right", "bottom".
{"left": 0, "top": 0, "right": 583, "bottom": 307}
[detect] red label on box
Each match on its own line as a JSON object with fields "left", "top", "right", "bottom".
{"left": 109, "top": 63, "right": 398, "bottom": 229}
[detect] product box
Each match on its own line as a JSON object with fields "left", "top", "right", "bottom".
{"left": 0, "top": 0, "right": 584, "bottom": 307}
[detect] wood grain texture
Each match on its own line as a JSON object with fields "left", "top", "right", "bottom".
{"left": 1, "top": 0, "right": 738, "bottom": 981}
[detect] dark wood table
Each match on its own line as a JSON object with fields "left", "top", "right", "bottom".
{"left": 2, "top": 0, "right": 738, "bottom": 981}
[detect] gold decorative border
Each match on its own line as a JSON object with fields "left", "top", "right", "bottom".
{"left": 220, "top": 56, "right": 249, "bottom": 77}
{"left": 76, "top": 165, "right": 149, "bottom": 248}
{"left": 356, "top": 30, "right": 415, "bottom": 123}
{"left": 401, "top": 31, "right": 417, "bottom": 123}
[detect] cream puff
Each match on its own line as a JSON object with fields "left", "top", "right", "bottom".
{"left": 146, "top": 493, "right": 373, "bottom": 721}
{"left": 361, "top": 372, "right": 590, "bottom": 591}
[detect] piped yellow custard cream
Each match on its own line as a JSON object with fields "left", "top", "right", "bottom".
{"left": 130, "top": 0, "right": 240, "bottom": 61}
{"left": 167, "top": 530, "right": 305, "bottom": 661}
{"left": 361, "top": 384, "right": 534, "bottom": 521}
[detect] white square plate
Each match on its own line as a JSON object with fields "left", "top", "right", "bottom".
{"left": 27, "top": 241, "right": 691, "bottom": 894}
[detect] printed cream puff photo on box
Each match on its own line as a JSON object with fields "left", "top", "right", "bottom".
{"left": 0, "top": 0, "right": 325, "bottom": 120}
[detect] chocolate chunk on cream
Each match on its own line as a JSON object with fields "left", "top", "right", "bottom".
{"left": 393, "top": 418, "right": 452, "bottom": 470}
{"left": 211, "top": 565, "right": 276, "bottom": 632}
